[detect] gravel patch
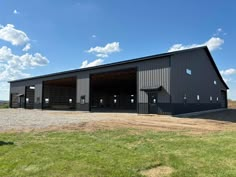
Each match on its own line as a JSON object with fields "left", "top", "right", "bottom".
{"left": 0, "top": 109, "right": 235, "bottom": 133}
{"left": 0, "top": 109, "right": 127, "bottom": 132}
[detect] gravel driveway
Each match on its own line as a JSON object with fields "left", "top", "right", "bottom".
{"left": 1, "top": 109, "right": 235, "bottom": 133}
{"left": 0, "top": 109, "right": 129, "bottom": 132}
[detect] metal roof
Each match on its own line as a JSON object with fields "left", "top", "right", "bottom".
{"left": 9, "top": 46, "right": 228, "bottom": 89}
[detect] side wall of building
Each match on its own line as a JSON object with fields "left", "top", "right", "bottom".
{"left": 75, "top": 56, "right": 171, "bottom": 114}
{"left": 170, "top": 48, "right": 227, "bottom": 114}
{"left": 10, "top": 72, "right": 77, "bottom": 109}
{"left": 10, "top": 56, "right": 171, "bottom": 113}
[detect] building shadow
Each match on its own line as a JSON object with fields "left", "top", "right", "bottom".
{"left": 0, "top": 141, "right": 14, "bottom": 146}
{"left": 175, "top": 109, "right": 236, "bottom": 123}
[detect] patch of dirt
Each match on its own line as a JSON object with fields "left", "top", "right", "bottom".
{"left": 140, "top": 166, "right": 174, "bottom": 177}
{"left": 228, "top": 100, "right": 236, "bottom": 109}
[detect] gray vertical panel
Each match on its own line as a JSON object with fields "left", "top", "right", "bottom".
{"left": 10, "top": 85, "right": 25, "bottom": 95}
{"left": 77, "top": 72, "right": 90, "bottom": 103}
{"left": 34, "top": 83, "right": 42, "bottom": 108}
{"left": 34, "top": 83, "right": 42, "bottom": 102}
{"left": 137, "top": 56, "right": 171, "bottom": 106}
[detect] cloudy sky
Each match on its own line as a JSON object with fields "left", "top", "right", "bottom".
{"left": 0, "top": 0, "right": 236, "bottom": 100}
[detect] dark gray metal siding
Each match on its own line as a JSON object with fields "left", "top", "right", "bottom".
{"left": 170, "top": 48, "right": 227, "bottom": 114}
{"left": 10, "top": 55, "right": 171, "bottom": 113}
{"left": 10, "top": 72, "right": 77, "bottom": 109}
{"left": 10, "top": 48, "right": 226, "bottom": 115}
{"left": 76, "top": 72, "right": 90, "bottom": 111}
{"left": 75, "top": 57, "right": 171, "bottom": 113}
{"left": 137, "top": 57, "right": 171, "bottom": 114}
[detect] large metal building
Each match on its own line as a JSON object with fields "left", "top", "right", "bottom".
{"left": 9, "top": 46, "right": 228, "bottom": 115}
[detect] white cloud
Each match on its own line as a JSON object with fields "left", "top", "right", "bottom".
{"left": 0, "top": 24, "right": 48, "bottom": 100}
{"left": 92, "top": 34, "right": 96, "bottom": 38}
{"left": 217, "top": 28, "right": 222, "bottom": 32}
{"left": 222, "top": 77, "right": 232, "bottom": 83}
{"left": 168, "top": 37, "right": 224, "bottom": 52}
{"left": 96, "top": 53, "right": 108, "bottom": 58}
{"left": 0, "top": 46, "right": 49, "bottom": 100}
{"left": 0, "top": 46, "right": 49, "bottom": 81}
{"left": 205, "top": 37, "right": 224, "bottom": 51}
{"left": 0, "top": 66, "right": 30, "bottom": 81}
{"left": 220, "top": 68, "right": 236, "bottom": 76}
{"left": 80, "top": 59, "right": 104, "bottom": 68}
{"left": 13, "top": 9, "right": 20, "bottom": 14}
{"left": 0, "top": 46, "right": 12, "bottom": 62}
{"left": 213, "top": 28, "right": 227, "bottom": 36}
{"left": 22, "top": 43, "right": 31, "bottom": 51}
{"left": 87, "top": 42, "right": 120, "bottom": 57}
{"left": 0, "top": 24, "right": 29, "bottom": 46}
{"left": 81, "top": 42, "right": 120, "bottom": 70}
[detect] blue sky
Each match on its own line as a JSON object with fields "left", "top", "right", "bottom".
{"left": 0, "top": 0, "right": 236, "bottom": 100}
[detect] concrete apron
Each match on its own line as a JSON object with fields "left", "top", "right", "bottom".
{"left": 175, "top": 108, "right": 227, "bottom": 117}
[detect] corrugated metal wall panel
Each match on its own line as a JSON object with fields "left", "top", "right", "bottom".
{"left": 138, "top": 57, "right": 171, "bottom": 103}
{"left": 10, "top": 56, "right": 171, "bottom": 112}
{"left": 77, "top": 72, "right": 90, "bottom": 103}
{"left": 171, "top": 48, "right": 226, "bottom": 104}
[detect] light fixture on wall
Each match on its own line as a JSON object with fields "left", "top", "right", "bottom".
{"left": 183, "top": 94, "right": 187, "bottom": 104}
{"left": 184, "top": 94, "right": 187, "bottom": 100}
{"left": 197, "top": 95, "right": 200, "bottom": 101}
{"left": 45, "top": 98, "right": 49, "bottom": 104}
{"left": 69, "top": 99, "right": 73, "bottom": 104}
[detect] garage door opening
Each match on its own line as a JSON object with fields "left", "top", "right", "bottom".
{"left": 90, "top": 68, "right": 137, "bottom": 112}
{"left": 42, "top": 77, "right": 76, "bottom": 110}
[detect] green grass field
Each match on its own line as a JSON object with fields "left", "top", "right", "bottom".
{"left": 0, "top": 129, "right": 235, "bottom": 177}
{"left": 0, "top": 102, "right": 8, "bottom": 109}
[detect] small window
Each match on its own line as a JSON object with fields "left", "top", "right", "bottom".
{"left": 186, "top": 69, "right": 192, "bottom": 75}
{"left": 216, "top": 97, "right": 219, "bottom": 102}
{"left": 114, "top": 95, "right": 117, "bottom": 98}
{"left": 214, "top": 80, "right": 217, "bottom": 85}
{"left": 69, "top": 98, "right": 73, "bottom": 104}
{"left": 100, "top": 99, "right": 103, "bottom": 104}
{"left": 29, "top": 86, "right": 35, "bottom": 90}
{"left": 210, "top": 96, "right": 212, "bottom": 101}
{"left": 131, "top": 94, "right": 134, "bottom": 97}
{"left": 45, "top": 98, "right": 49, "bottom": 103}
{"left": 197, "top": 95, "right": 200, "bottom": 101}
{"left": 26, "top": 98, "right": 29, "bottom": 103}
{"left": 114, "top": 99, "right": 117, "bottom": 104}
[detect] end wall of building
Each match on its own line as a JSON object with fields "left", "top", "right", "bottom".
{"left": 170, "top": 48, "right": 227, "bottom": 114}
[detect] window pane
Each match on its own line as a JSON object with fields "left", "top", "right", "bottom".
{"left": 186, "top": 69, "right": 192, "bottom": 75}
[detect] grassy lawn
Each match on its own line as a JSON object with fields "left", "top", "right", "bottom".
{"left": 0, "top": 129, "right": 235, "bottom": 177}
{"left": 0, "top": 103, "right": 8, "bottom": 109}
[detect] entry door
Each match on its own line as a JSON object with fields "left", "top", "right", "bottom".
{"left": 19, "top": 96, "right": 25, "bottom": 108}
{"left": 221, "top": 90, "right": 227, "bottom": 108}
{"left": 148, "top": 92, "right": 158, "bottom": 114}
